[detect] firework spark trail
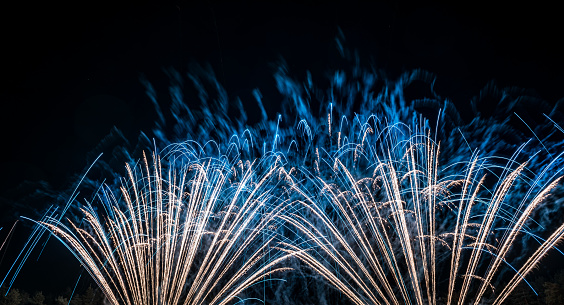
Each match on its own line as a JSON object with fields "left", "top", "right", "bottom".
{"left": 447, "top": 154, "right": 483, "bottom": 305}
{"left": 0, "top": 222, "right": 17, "bottom": 253}
{"left": 29, "top": 149, "right": 294, "bottom": 305}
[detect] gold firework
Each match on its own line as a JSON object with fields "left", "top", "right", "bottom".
{"left": 282, "top": 127, "right": 564, "bottom": 305}
{"left": 39, "top": 151, "right": 293, "bottom": 305}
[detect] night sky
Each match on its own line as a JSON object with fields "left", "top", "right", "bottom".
{"left": 1, "top": 0, "right": 563, "bottom": 298}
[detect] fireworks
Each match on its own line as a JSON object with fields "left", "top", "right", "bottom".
{"left": 3, "top": 59, "right": 564, "bottom": 305}
{"left": 280, "top": 121, "right": 564, "bottom": 305}
{"left": 31, "top": 149, "right": 294, "bottom": 305}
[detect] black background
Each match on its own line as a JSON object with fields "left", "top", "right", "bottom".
{"left": 1, "top": 0, "right": 563, "bottom": 296}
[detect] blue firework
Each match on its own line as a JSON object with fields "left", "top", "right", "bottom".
{"left": 3, "top": 47, "right": 564, "bottom": 305}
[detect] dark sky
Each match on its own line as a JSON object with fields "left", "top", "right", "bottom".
{"left": 1, "top": 0, "right": 563, "bottom": 295}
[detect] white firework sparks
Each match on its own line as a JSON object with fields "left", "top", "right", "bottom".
{"left": 35, "top": 149, "right": 294, "bottom": 305}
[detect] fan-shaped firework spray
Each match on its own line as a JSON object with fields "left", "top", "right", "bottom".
{"left": 3, "top": 43, "right": 564, "bottom": 305}
{"left": 280, "top": 119, "right": 564, "bottom": 305}
{"left": 31, "top": 149, "right": 295, "bottom": 305}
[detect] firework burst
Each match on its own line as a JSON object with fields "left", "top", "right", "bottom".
{"left": 30, "top": 148, "right": 294, "bottom": 305}
{"left": 280, "top": 117, "right": 564, "bottom": 305}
